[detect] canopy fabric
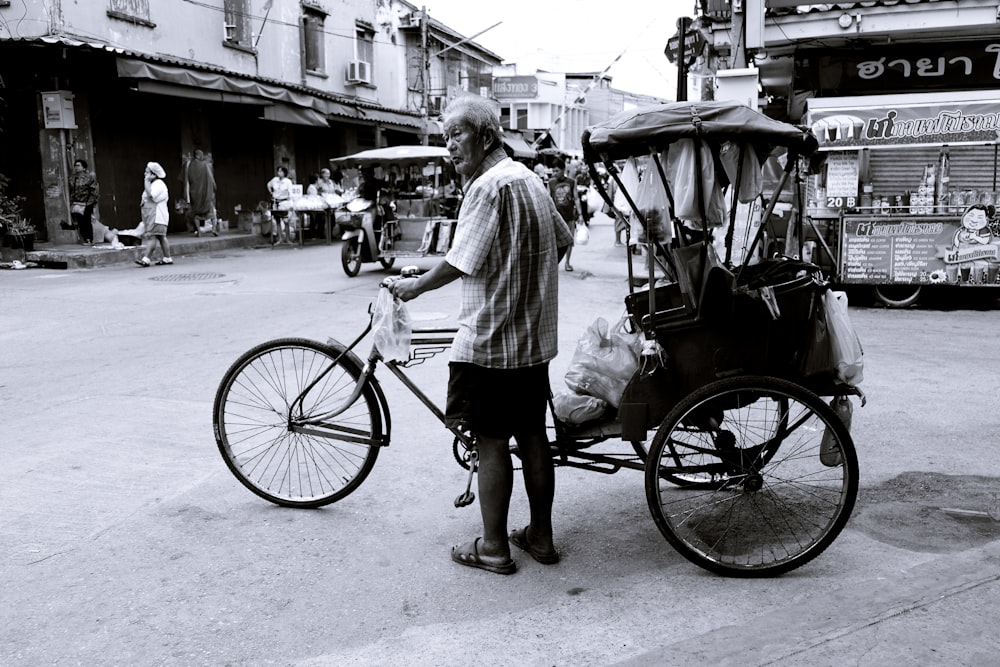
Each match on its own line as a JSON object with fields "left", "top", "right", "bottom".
{"left": 262, "top": 104, "right": 330, "bottom": 128}
{"left": 330, "top": 145, "right": 452, "bottom": 169}
{"left": 502, "top": 131, "right": 536, "bottom": 160}
{"left": 117, "top": 58, "right": 325, "bottom": 111}
{"left": 583, "top": 100, "right": 818, "bottom": 165}
{"left": 118, "top": 57, "right": 423, "bottom": 131}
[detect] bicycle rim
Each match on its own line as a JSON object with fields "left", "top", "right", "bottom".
{"left": 214, "top": 338, "right": 381, "bottom": 508}
{"left": 646, "top": 376, "right": 858, "bottom": 577}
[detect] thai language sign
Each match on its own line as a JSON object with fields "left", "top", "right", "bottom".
{"left": 798, "top": 41, "right": 1000, "bottom": 95}
{"left": 492, "top": 76, "right": 538, "bottom": 99}
{"left": 840, "top": 214, "right": 1000, "bottom": 285}
{"left": 809, "top": 100, "right": 1000, "bottom": 150}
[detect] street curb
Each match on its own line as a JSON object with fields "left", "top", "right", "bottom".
{"left": 24, "top": 232, "right": 274, "bottom": 269}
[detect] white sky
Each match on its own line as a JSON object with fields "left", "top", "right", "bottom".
{"left": 421, "top": 0, "right": 693, "bottom": 100}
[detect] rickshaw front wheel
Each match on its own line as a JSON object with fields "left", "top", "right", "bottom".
{"left": 645, "top": 375, "right": 858, "bottom": 577}
{"left": 213, "top": 337, "right": 382, "bottom": 508}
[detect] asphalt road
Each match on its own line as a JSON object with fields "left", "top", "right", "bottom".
{"left": 2, "top": 214, "right": 999, "bottom": 666}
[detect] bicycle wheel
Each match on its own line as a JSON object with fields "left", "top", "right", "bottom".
{"left": 214, "top": 337, "right": 383, "bottom": 508}
{"left": 645, "top": 376, "right": 858, "bottom": 577}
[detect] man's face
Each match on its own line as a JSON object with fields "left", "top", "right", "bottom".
{"left": 444, "top": 121, "right": 487, "bottom": 178}
{"left": 321, "top": 169, "right": 330, "bottom": 179}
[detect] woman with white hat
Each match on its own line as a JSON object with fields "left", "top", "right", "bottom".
{"left": 135, "top": 161, "right": 174, "bottom": 267}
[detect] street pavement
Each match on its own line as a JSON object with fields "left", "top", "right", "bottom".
{"left": 2, "top": 212, "right": 999, "bottom": 666}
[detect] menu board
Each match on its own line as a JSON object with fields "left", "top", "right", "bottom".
{"left": 840, "top": 216, "right": 955, "bottom": 284}
{"left": 824, "top": 153, "right": 859, "bottom": 199}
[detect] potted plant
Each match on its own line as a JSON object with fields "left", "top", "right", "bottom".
{"left": 0, "top": 173, "right": 35, "bottom": 258}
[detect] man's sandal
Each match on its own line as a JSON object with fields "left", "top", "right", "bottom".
{"left": 509, "top": 526, "right": 560, "bottom": 564}
{"left": 450, "top": 537, "right": 516, "bottom": 575}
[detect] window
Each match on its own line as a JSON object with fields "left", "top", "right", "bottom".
{"left": 223, "top": 0, "right": 253, "bottom": 50}
{"left": 303, "top": 5, "right": 327, "bottom": 75}
{"left": 107, "top": 0, "right": 154, "bottom": 27}
{"left": 355, "top": 24, "right": 374, "bottom": 72}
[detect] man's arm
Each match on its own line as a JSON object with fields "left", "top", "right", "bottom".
{"left": 391, "top": 259, "right": 464, "bottom": 302}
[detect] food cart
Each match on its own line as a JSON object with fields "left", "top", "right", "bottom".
{"left": 804, "top": 91, "right": 1000, "bottom": 307}
{"left": 329, "top": 146, "right": 459, "bottom": 277}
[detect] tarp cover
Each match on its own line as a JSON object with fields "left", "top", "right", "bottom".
{"left": 583, "top": 100, "right": 817, "bottom": 165}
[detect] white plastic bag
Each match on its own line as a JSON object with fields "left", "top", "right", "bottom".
{"left": 553, "top": 390, "right": 608, "bottom": 425}
{"left": 634, "top": 150, "right": 672, "bottom": 243}
{"left": 666, "top": 139, "right": 726, "bottom": 226}
{"left": 564, "top": 317, "right": 641, "bottom": 407}
{"left": 801, "top": 290, "right": 864, "bottom": 385}
{"left": 575, "top": 223, "right": 590, "bottom": 245}
{"left": 372, "top": 288, "right": 412, "bottom": 362}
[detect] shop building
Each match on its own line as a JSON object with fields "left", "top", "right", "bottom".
{"left": 0, "top": 0, "right": 501, "bottom": 242}
{"left": 697, "top": 0, "right": 1000, "bottom": 305}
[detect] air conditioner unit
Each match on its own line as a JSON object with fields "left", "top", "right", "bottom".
{"left": 346, "top": 60, "right": 372, "bottom": 85}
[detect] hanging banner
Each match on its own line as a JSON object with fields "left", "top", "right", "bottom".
{"left": 808, "top": 99, "right": 1000, "bottom": 150}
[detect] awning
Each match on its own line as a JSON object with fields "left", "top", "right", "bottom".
{"left": 326, "top": 101, "right": 424, "bottom": 130}
{"left": 262, "top": 104, "right": 330, "bottom": 128}
{"left": 118, "top": 56, "right": 422, "bottom": 131}
{"left": 117, "top": 58, "right": 325, "bottom": 112}
{"left": 502, "top": 131, "right": 537, "bottom": 160}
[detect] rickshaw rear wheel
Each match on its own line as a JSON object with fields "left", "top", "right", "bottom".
{"left": 645, "top": 375, "right": 858, "bottom": 577}
{"left": 341, "top": 240, "right": 362, "bottom": 276}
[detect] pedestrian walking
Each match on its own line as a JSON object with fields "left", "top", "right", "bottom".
{"left": 391, "top": 95, "right": 573, "bottom": 575}
{"left": 547, "top": 157, "right": 583, "bottom": 271}
{"left": 68, "top": 159, "right": 98, "bottom": 245}
{"left": 135, "top": 161, "right": 173, "bottom": 267}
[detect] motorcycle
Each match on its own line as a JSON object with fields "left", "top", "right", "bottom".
{"left": 331, "top": 145, "right": 459, "bottom": 277}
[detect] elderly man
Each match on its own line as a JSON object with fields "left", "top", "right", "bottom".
{"left": 391, "top": 96, "right": 573, "bottom": 575}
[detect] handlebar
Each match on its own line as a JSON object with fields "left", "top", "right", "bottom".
{"left": 379, "top": 265, "right": 423, "bottom": 289}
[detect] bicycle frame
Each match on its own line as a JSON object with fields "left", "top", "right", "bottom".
{"left": 288, "top": 313, "right": 476, "bottom": 452}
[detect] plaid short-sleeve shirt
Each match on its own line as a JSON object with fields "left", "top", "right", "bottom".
{"left": 446, "top": 148, "right": 573, "bottom": 368}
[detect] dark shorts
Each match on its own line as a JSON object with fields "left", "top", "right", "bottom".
{"left": 446, "top": 362, "right": 551, "bottom": 440}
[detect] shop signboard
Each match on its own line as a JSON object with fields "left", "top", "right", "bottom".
{"left": 493, "top": 76, "right": 538, "bottom": 100}
{"left": 840, "top": 214, "right": 1000, "bottom": 286}
{"left": 807, "top": 93, "right": 1000, "bottom": 151}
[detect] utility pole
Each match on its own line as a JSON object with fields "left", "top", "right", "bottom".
{"left": 420, "top": 6, "right": 430, "bottom": 145}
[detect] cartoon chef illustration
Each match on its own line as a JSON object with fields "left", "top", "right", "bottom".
{"left": 953, "top": 204, "right": 993, "bottom": 247}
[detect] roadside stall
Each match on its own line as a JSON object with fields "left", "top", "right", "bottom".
{"left": 279, "top": 187, "right": 342, "bottom": 246}
{"left": 805, "top": 91, "right": 1000, "bottom": 306}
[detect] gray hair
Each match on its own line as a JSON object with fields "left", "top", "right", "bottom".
{"left": 442, "top": 96, "right": 502, "bottom": 152}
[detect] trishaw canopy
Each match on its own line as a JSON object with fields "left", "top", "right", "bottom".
{"left": 329, "top": 145, "right": 452, "bottom": 169}
{"left": 582, "top": 100, "right": 818, "bottom": 164}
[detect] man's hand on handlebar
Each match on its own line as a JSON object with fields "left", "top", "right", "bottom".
{"left": 384, "top": 265, "right": 422, "bottom": 302}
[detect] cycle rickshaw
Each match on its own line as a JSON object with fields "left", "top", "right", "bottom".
{"left": 213, "top": 101, "right": 863, "bottom": 577}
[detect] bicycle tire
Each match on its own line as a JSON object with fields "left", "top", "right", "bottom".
{"left": 214, "top": 337, "right": 383, "bottom": 508}
{"left": 645, "top": 375, "right": 858, "bottom": 577}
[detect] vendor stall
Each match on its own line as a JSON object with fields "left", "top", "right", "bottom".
{"left": 805, "top": 91, "right": 1000, "bottom": 306}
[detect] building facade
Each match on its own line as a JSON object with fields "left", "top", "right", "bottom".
{"left": 491, "top": 68, "right": 667, "bottom": 158}
{"left": 0, "top": 0, "right": 501, "bottom": 241}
